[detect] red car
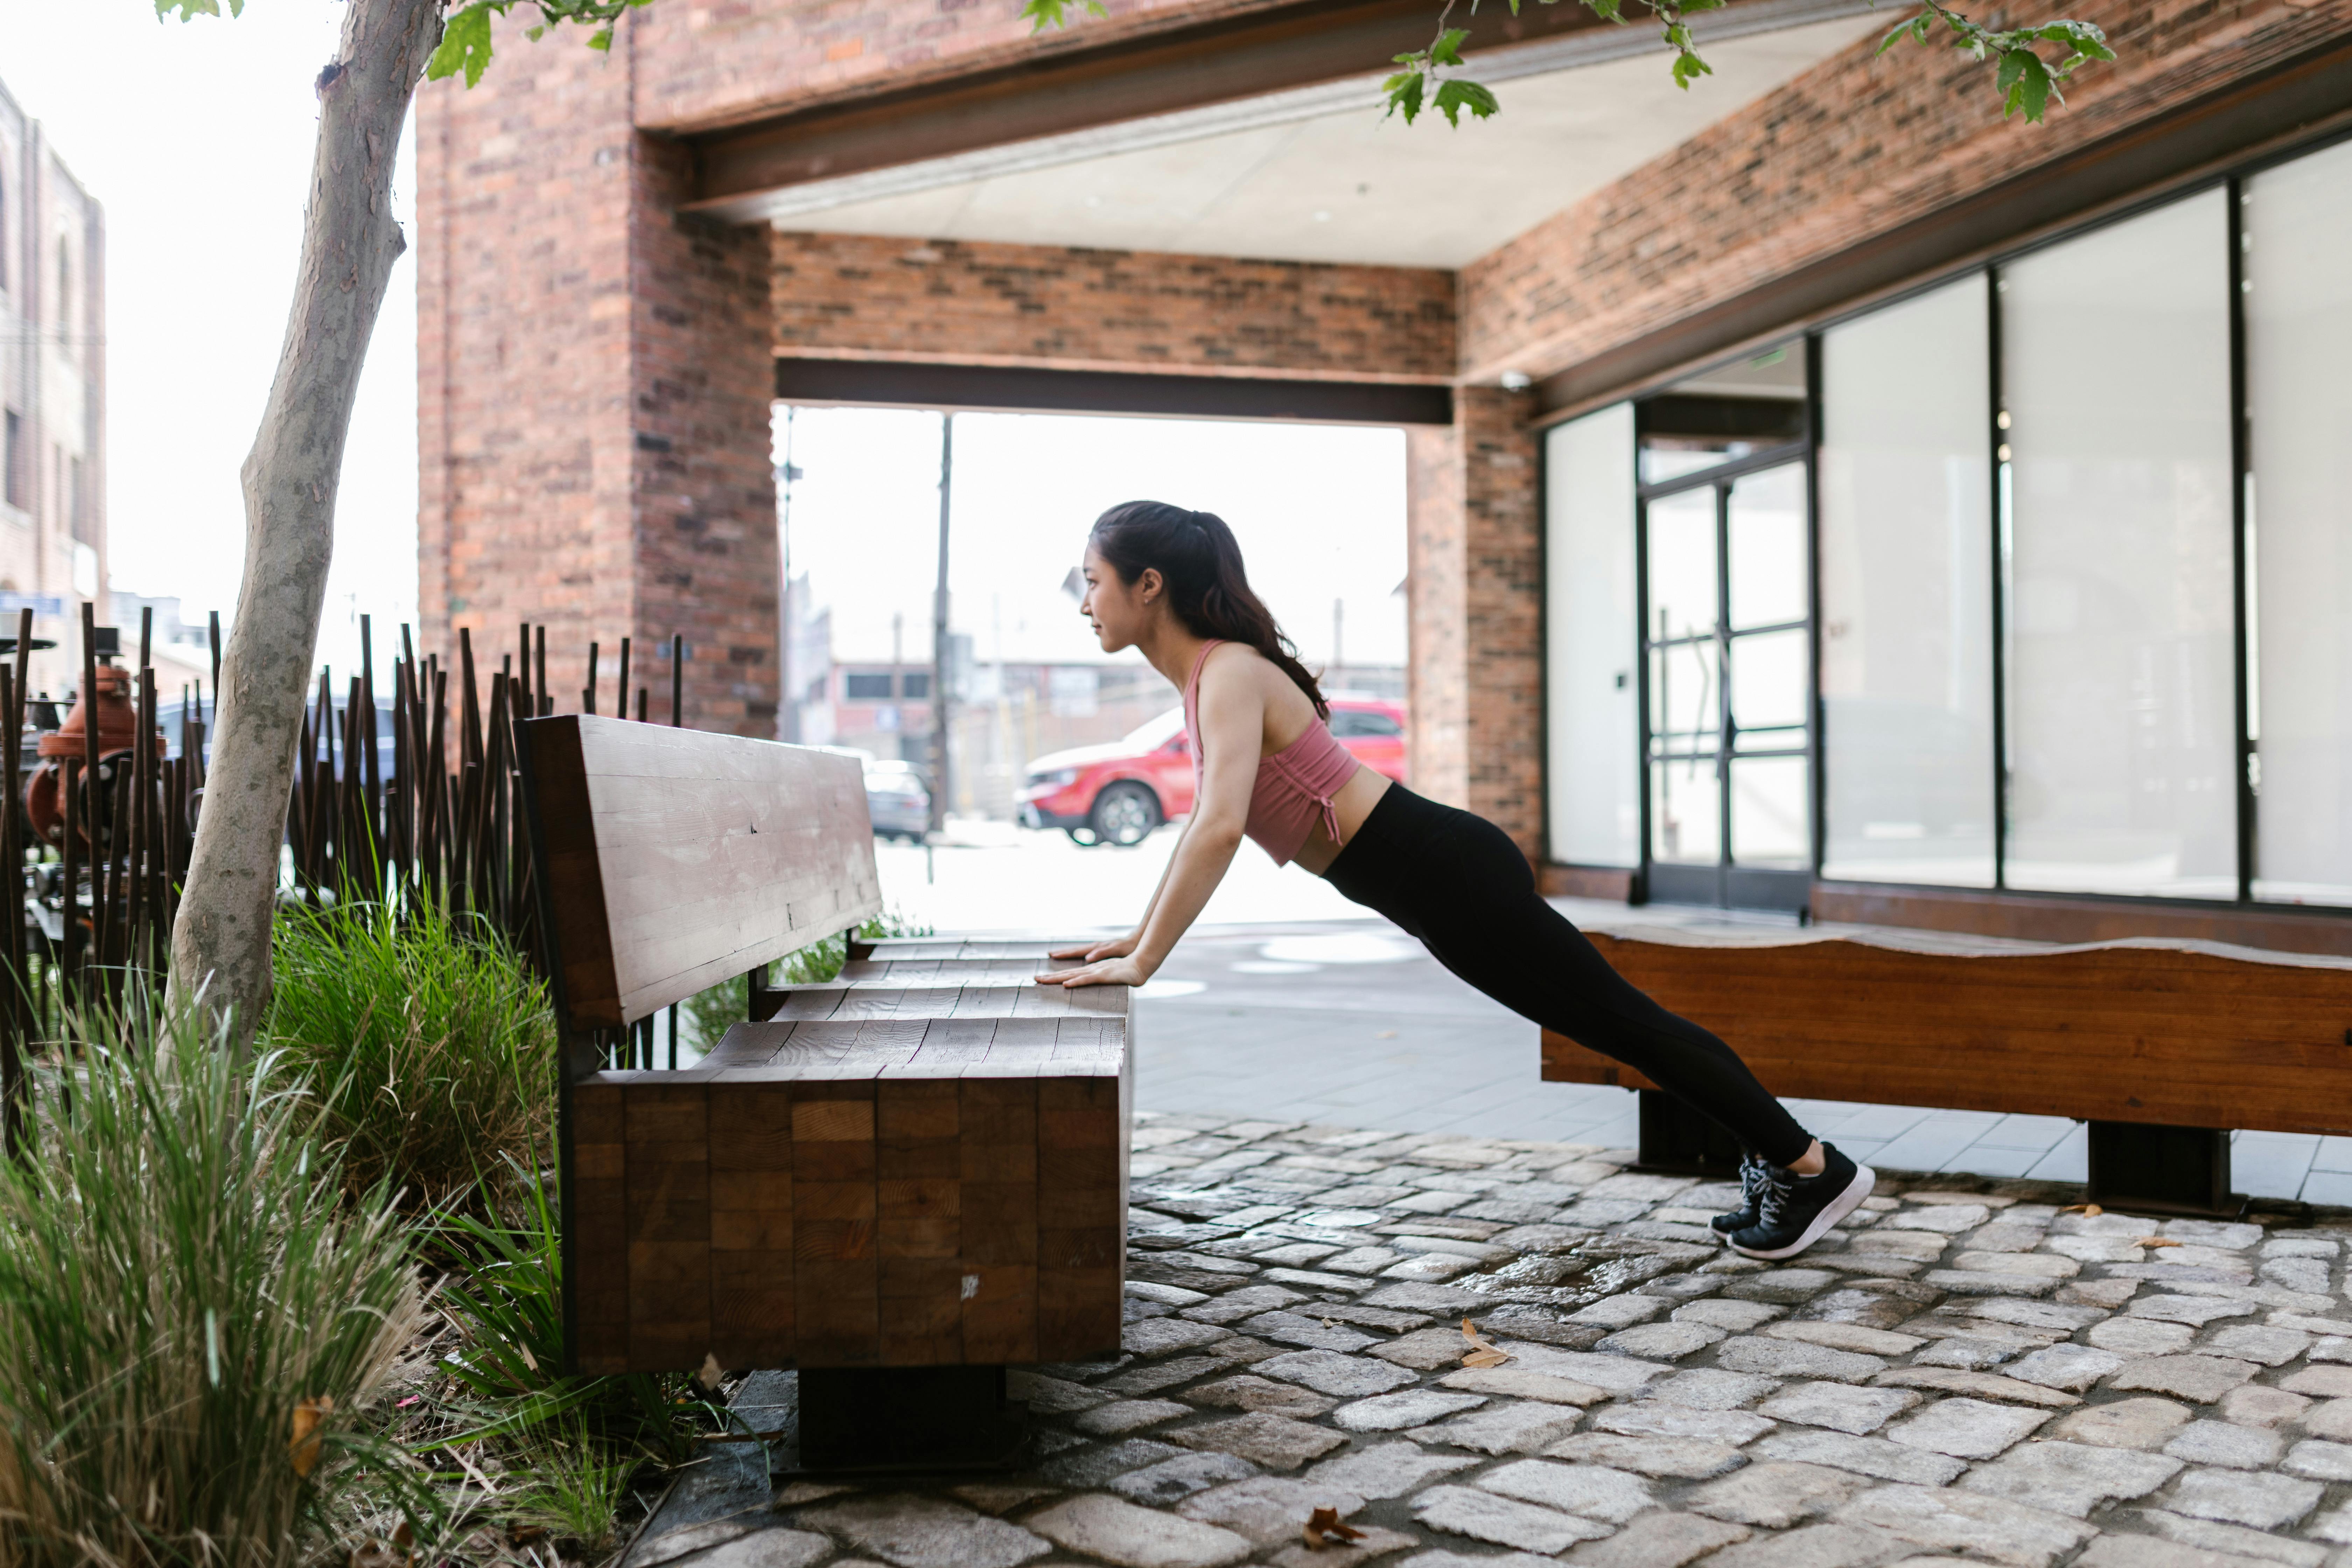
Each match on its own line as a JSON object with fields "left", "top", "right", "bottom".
{"left": 1017, "top": 698, "right": 1409, "bottom": 846}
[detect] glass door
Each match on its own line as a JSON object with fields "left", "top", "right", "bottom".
{"left": 1643, "top": 458, "right": 1814, "bottom": 910}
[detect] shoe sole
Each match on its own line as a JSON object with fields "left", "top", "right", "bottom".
{"left": 1730, "top": 1161, "right": 1877, "bottom": 1260}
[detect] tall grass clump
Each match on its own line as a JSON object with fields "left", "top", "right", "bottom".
{"left": 679, "top": 908, "right": 933, "bottom": 1053}
{"left": 0, "top": 1007, "right": 423, "bottom": 1567}
{"left": 268, "top": 894, "right": 556, "bottom": 1208}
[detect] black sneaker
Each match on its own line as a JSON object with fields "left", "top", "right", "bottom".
{"left": 1711, "top": 1154, "right": 1770, "bottom": 1237}
{"left": 1730, "top": 1144, "right": 1877, "bottom": 1260}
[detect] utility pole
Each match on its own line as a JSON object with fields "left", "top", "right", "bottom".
{"left": 775, "top": 407, "right": 800, "bottom": 742}
{"left": 929, "top": 413, "right": 954, "bottom": 838}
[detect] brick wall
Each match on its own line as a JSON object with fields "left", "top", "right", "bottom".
{"left": 774, "top": 232, "right": 1456, "bottom": 382}
{"left": 1406, "top": 386, "right": 1539, "bottom": 854}
{"left": 629, "top": 0, "right": 1282, "bottom": 134}
{"left": 1460, "top": 0, "right": 2352, "bottom": 383}
{"left": 418, "top": 13, "right": 779, "bottom": 735}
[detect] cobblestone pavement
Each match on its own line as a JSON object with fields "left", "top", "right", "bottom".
{"left": 629, "top": 1111, "right": 2352, "bottom": 1568}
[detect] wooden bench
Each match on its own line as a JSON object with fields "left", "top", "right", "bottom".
{"left": 517, "top": 715, "right": 1131, "bottom": 1468}
{"left": 1542, "top": 922, "right": 2352, "bottom": 1216}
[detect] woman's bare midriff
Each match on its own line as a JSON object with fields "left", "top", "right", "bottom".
{"left": 1290, "top": 763, "right": 1391, "bottom": 876}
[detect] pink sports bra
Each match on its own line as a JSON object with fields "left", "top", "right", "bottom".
{"left": 1182, "top": 639, "right": 1362, "bottom": 867}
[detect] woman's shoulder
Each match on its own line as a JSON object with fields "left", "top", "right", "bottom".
{"left": 1197, "top": 638, "right": 1274, "bottom": 687}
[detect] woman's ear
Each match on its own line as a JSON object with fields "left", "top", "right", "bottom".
{"left": 1137, "top": 567, "right": 1164, "bottom": 605}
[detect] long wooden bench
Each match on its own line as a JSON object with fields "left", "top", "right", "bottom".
{"left": 1542, "top": 921, "right": 2352, "bottom": 1215}
{"left": 517, "top": 715, "right": 1130, "bottom": 1468}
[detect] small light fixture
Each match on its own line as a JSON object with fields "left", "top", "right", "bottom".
{"left": 1313, "top": 210, "right": 1332, "bottom": 222}
{"left": 1499, "top": 370, "right": 1533, "bottom": 391}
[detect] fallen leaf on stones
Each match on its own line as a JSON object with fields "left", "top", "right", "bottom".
{"left": 1303, "top": 1506, "right": 1367, "bottom": 1548}
{"left": 1376, "top": 1031, "right": 1398, "bottom": 1040}
{"left": 289, "top": 1395, "right": 332, "bottom": 1478}
{"left": 2060, "top": 1204, "right": 2103, "bottom": 1216}
{"left": 1461, "top": 1317, "right": 1513, "bottom": 1368}
{"left": 695, "top": 1352, "right": 724, "bottom": 1392}
{"left": 2134, "top": 1237, "right": 2181, "bottom": 1248}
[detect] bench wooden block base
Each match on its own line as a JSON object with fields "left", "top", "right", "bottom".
{"left": 571, "top": 975, "right": 1131, "bottom": 1377}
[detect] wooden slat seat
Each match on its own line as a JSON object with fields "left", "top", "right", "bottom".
{"left": 1540, "top": 919, "right": 2352, "bottom": 1209}
{"left": 518, "top": 716, "right": 1131, "bottom": 1387}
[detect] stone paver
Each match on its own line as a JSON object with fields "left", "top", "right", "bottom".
{"left": 1028, "top": 1494, "right": 1254, "bottom": 1568}
{"left": 1958, "top": 1440, "right": 2182, "bottom": 1516}
{"left": 1884, "top": 1396, "right": 2052, "bottom": 1458}
{"left": 1689, "top": 1462, "right": 1864, "bottom": 1527}
{"left": 644, "top": 1111, "right": 2352, "bottom": 1568}
{"left": 1413, "top": 1484, "right": 1614, "bottom": 1552}
{"left": 1758, "top": 1381, "right": 1918, "bottom": 1435}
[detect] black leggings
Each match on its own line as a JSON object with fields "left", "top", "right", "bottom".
{"left": 1321, "top": 783, "right": 1812, "bottom": 1167}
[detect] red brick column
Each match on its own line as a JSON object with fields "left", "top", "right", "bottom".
{"left": 1407, "top": 386, "right": 1540, "bottom": 855}
{"left": 416, "top": 21, "right": 778, "bottom": 735}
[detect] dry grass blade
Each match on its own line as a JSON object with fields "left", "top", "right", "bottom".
{"left": 1460, "top": 1316, "right": 1513, "bottom": 1368}
{"left": 2060, "top": 1203, "right": 2104, "bottom": 1216}
{"left": 1303, "top": 1506, "right": 1367, "bottom": 1548}
{"left": 2135, "top": 1237, "right": 2182, "bottom": 1248}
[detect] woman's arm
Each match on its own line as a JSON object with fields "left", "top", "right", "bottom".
{"left": 1048, "top": 817, "right": 1186, "bottom": 962}
{"left": 1038, "top": 652, "right": 1261, "bottom": 988}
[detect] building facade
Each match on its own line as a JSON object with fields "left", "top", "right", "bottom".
{"left": 0, "top": 77, "right": 107, "bottom": 696}
{"left": 416, "top": 0, "right": 2352, "bottom": 947}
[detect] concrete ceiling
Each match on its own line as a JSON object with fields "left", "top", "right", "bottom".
{"left": 764, "top": 3, "right": 1884, "bottom": 270}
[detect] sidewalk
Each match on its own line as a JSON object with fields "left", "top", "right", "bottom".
{"left": 626, "top": 1110, "right": 2352, "bottom": 1568}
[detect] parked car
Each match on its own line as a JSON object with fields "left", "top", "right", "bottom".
{"left": 1017, "top": 696, "right": 1408, "bottom": 846}
{"left": 863, "top": 758, "right": 931, "bottom": 841}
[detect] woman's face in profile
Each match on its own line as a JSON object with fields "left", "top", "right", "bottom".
{"left": 1078, "top": 542, "right": 1156, "bottom": 653}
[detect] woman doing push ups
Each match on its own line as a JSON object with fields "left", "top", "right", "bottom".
{"left": 1033, "top": 499, "right": 1874, "bottom": 1261}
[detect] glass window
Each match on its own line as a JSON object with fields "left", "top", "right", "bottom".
{"left": 2001, "top": 189, "right": 2236, "bottom": 897}
{"left": 2246, "top": 141, "right": 2352, "bottom": 904}
{"left": 1637, "top": 344, "right": 1807, "bottom": 485}
{"left": 900, "top": 671, "right": 932, "bottom": 699}
{"left": 1818, "top": 274, "right": 1995, "bottom": 886}
{"left": 1544, "top": 402, "right": 1640, "bottom": 867}
{"left": 844, "top": 672, "right": 893, "bottom": 700}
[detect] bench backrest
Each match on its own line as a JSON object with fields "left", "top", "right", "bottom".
{"left": 517, "top": 715, "right": 882, "bottom": 1037}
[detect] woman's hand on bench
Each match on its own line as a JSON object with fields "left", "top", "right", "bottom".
{"left": 1050, "top": 933, "right": 1137, "bottom": 964}
{"left": 1036, "top": 954, "right": 1149, "bottom": 989}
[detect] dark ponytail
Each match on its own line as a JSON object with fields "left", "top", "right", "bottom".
{"left": 1090, "top": 500, "right": 1328, "bottom": 719}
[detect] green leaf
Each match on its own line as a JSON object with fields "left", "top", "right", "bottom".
{"left": 1430, "top": 27, "right": 1471, "bottom": 65}
{"left": 1994, "top": 45, "right": 2027, "bottom": 95}
{"left": 586, "top": 26, "right": 614, "bottom": 50}
{"left": 427, "top": 3, "right": 497, "bottom": 88}
{"left": 1671, "top": 48, "right": 1712, "bottom": 88}
{"left": 2003, "top": 49, "right": 2053, "bottom": 120}
{"left": 1382, "top": 69, "right": 1428, "bottom": 123}
{"left": 1584, "top": 0, "right": 1624, "bottom": 21}
{"left": 1432, "top": 77, "right": 1500, "bottom": 125}
{"left": 154, "top": 0, "right": 243, "bottom": 16}
{"left": 1876, "top": 15, "right": 1915, "bottom": 56}
{"left": 1682, "top": 0, "right": 1727, "bottom": 12}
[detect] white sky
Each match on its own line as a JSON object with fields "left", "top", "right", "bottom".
{"left": 2, "top": 3, "right": 1407, "bottom": 688}
{"left": 0, "top": 0, "right": 416, "bottom": 680}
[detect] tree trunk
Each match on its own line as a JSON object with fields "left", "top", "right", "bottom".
{"left": 169, "top": 0, "right": 442, "bottom": 1038}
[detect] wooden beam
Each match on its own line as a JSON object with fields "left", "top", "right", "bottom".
{"left": 688, "top": 0, "right": 1620, "bottom": 212}
{"left": 775, "top": 356, "right": 1456, "bottom": 425}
